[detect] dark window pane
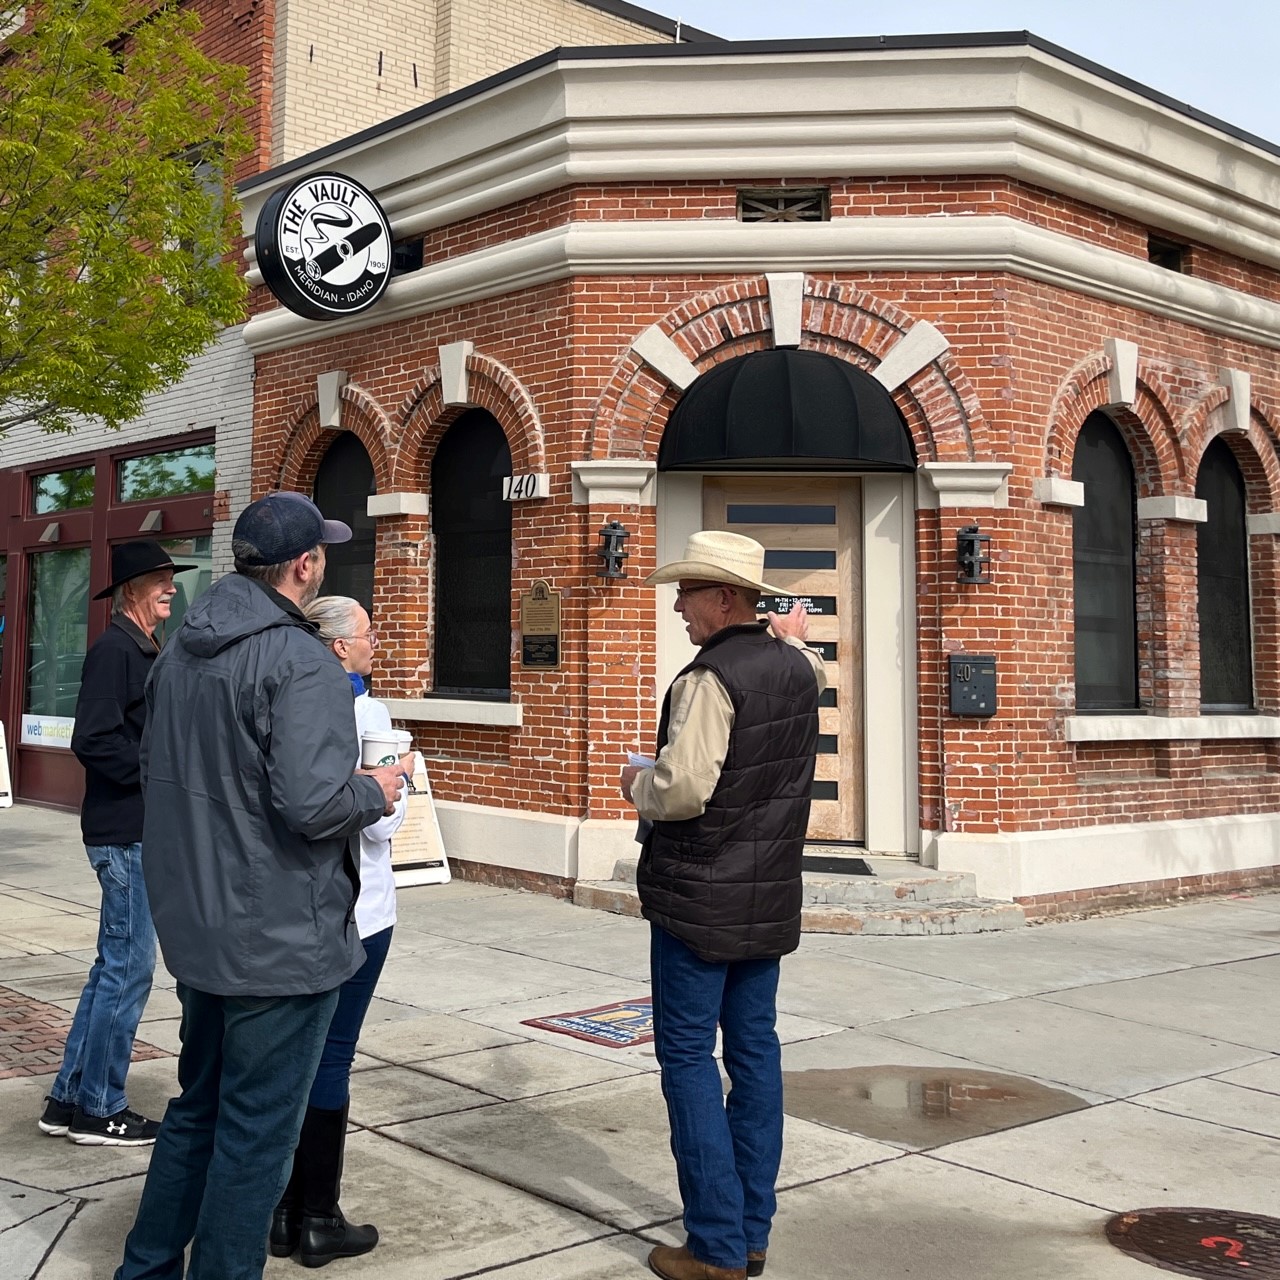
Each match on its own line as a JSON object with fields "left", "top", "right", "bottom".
{"left": 757, "top": 594, "right": 837, "bottom": 615}
{"left": 819, "top": 688, "right": 838, "bottom": 708}
{"left": 117, "top": 445, "right": 215, "bottom": 502}
{"left": 811, "top": 780, "right": 839, "bottom": 800}
{"left": 26, "top": 548, "right": 91, "bottom": 719}
{"left": 314, "top": 434, "right": 376, "bottom": 614}
{"left": 763, "top": 550, "right": 837, "bottom": 570}
{"left": 726, "top": 504, "right": 836, "bottom": 524}
{"left": 811, "top": 641, "right": 837, "bottom": 661}
{"left": 432, "top": 410, "right": 512, "bottom": 694}
{"left": 817, "top": 733, "right": 839, "bottom": 753}
{"left": 33, "top": 468, "right": 95, "bottom": 514}
{"left": 1197, "top": 438, "right": 1252, "bottom": 708}
{"left": 1072, "top": 414, "right": 1137, "bottom": 708}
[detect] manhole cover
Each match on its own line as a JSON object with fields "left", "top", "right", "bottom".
{"left": 1107, "top": 1208, "right": 1280, "bottom": 1276}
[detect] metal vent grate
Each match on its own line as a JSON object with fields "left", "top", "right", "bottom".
{"left": 737, "top": 187, "right": 830, "bottom": 223}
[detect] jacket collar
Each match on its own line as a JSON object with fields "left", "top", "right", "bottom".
{"left": 247, "top": 579, "right": 317, "bottom": 632}
{"left": 111, "top": 614, "right": 159, "bottom": 654}
{"left": 699, "top": 619, "right": 770, "bottom": 654}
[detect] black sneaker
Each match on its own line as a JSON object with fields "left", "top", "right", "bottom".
{"left": 37, "top": 1096, "right": 75, "bottom": 1136}
{"left": 67, "top": 1106, "right": 160, "bottom": 1146}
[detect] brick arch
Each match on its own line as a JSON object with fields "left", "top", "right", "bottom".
{"left": 1044, "top": 357, "right": 1181, "bottom": 498}
{"left": 393, "top": 351, "right": 545, "bottom": 489}
{"left": 1181, "top": 387, "right": 1280, "bottom": 512}
{"left": 586, "top": 276, "right": 990, "bottom": 466}
{"left": 276, "top": 385, "right": 395, "bottom": 495}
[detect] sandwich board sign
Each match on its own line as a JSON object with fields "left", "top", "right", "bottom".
{"left": 391, "top": 753, "right": 451, "bottom": 888}
{"left": 0, "top": 720, "right": 12, "bottom": 808}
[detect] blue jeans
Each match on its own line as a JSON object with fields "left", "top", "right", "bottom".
{"left": 114, "top": 983, "right": 340, "bottom": 1280}
{"left": 51, "top": 843, "right": 156, "bottom": 1117}
{"left": 650, "top": 924, "right": 784, "bottom": 1271}
{"left": 309, "top": 926, "right": 392, "bottom": 1109}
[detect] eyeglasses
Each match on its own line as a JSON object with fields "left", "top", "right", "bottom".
{"left": 340, "top": 629, "right": 378, "bottom": 645}
{"left": 674, "top": 585, "right": 723, "bottom": 602}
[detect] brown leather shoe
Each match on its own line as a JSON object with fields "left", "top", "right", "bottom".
{"left": 647, "top": 1244, "right": 747, "bottom": 1280}
{"left": 747, "top": 1250, "right": 766, "bottom": 1276}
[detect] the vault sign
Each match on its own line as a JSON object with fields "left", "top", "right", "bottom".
{"left": 256, "top": 172, "right": 393, "bottom": 321}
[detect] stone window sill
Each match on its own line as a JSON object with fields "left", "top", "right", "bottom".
{"left": 1065, "top": 714, "right": 1280, "bottom": 743}
{"left": 382, "top": 698, "right": 522, "bottom": 727}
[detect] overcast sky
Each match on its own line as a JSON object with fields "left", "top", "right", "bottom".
{"left": 668, "top": 1, "right": 1280, "bottom": 147}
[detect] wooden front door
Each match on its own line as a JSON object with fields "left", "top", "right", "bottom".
{"left": 703, "top": 478, "right": 864, "bottom": 844}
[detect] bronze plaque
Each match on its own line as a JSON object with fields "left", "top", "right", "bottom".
{"left": 520, "top": 579, "right": 562, "bottom": 669}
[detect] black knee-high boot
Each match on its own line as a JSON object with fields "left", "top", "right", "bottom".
{"left": 297, "top": 1102, "right": 378, "bottom": 1268}
{"left": 269, "top": 1149, "right": 304, "bottom": 1256}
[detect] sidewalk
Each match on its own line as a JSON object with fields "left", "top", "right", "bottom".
{"left": 4, "top": 803, "right": 1280, "bottom": 1279}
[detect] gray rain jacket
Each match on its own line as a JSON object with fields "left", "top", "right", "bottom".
{"left": 140, "top": 573, "right": 387, "bottom": 997}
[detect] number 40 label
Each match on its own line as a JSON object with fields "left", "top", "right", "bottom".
{"left": 503, "top": 474, "right": 549, "bottom": 501}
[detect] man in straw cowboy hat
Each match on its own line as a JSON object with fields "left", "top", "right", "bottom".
{"left": 621, "top": 530, "right": 827, "bottom": 1280}
{"left": 38, "top": 540, "right": 196, "bottom": 1147}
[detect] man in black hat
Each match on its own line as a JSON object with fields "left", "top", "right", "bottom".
{"left": 39, "top": 540, "right": 196, "bottom": 1146}
{"left": 114, "top": 492, "right": 410, "bottom": 1280}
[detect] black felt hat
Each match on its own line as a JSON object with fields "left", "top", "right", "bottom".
{"left": 93, "top": 541, "right": 198, "bottom": 600}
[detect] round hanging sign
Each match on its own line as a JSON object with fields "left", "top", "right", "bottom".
{"left": 255, "top": 172, "right": 393, "bottom": 321}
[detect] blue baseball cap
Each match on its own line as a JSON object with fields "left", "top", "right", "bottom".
{"left": 232, "top": 491, "right": 352, "bottom": 567}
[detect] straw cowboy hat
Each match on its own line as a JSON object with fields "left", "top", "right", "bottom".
{"left": 645, "top": 530, "right": 784, "bottom": 594}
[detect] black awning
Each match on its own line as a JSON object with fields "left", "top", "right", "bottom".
{"left": 658, "top": 349, "right": 916, "bottom": 472}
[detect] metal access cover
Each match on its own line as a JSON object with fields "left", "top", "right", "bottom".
{"left": 1107, "top": 1208, "right": 1280, "bottom": 1275}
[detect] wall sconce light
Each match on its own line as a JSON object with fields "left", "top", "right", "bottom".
{"left": 956, "top": 524, "right": 991, "bottom": 584}
{"left": 595, "top": 520, "right": 632, "bottom": 579}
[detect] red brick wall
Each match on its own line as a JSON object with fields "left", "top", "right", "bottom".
{"left": 249, "top": 175, "right": 1280, "bottom": 850}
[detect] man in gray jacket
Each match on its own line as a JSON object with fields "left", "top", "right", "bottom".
{"left": 114, "top": 492, "right": 409, "bottom": 1280}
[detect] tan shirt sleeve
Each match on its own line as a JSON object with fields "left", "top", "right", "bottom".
{"left": 631, "top": 636, "right": 827, "bottom": 822}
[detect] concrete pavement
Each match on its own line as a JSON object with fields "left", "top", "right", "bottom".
{"left": 4, "top": 802, "right": 1280, "bottom": 1278}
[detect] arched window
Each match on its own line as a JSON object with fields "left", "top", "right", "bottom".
{"left": 431, "top": 409, "right": 512, "bottom": 695}
{"left": 313, "top": 433, "right": 376, "bottom": 612}
{"left": 1072, "top": 412, "right": 1138, "bottom": 709}
{"left": 1196, "top": 438, "right": 1252, "bottom": 709}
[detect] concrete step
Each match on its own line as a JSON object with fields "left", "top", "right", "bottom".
{"left": 605, "top": 858, "right": 979, "bottom": 904}
{"left": 573, "top": 877, "right": 1026, "bottom": 936}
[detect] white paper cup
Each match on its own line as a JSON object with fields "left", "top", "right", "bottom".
{"left": 361, "top": 729, "right": 412, "bottom": 768}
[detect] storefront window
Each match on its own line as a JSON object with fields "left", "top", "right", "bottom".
{"left": 0, "top": 554, "right": 7, "bottom": 683}
{"left": 117, "top": 444, "right": 215, "bottom": 503}
{"left": 313, "top": 433, "right": 376, "bottom": 611}
{"left": 32, "top": 467, "right": 95, "bottom": 514}
{"left": 158, "top": 534, "right": 213, "bottom": 638}
{"left": 25, "top": 548, "right": 91, "bottom": 718}
{"left": 431, "top": 410, "right": 512, "bottom": 696}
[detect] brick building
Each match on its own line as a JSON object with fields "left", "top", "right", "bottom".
{"left": 0, "top": 0, "right": 704, "bottom": 806}
{"left": 241, "top": 32, "right": 1280, "bottom": 913}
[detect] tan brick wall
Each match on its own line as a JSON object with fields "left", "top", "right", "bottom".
{"left": 273, "top": 0, "right": 674, "bottom": 164}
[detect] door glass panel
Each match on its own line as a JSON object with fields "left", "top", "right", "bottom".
{"left": 117, "top": 444, "right": 215, "bottom": 502}
{"left": 26, "top": 549, "right": 91, "bottom": 718}
{"left": 764, "top": 550, "right": 838, "bottom": 570}
{"left": 812, "top": 781, "right": 839, "bottom": 800}
{"left": 811, "top": 642, "right": 837, "bottom": 661}
{"left": 726, "top": 504, "right": 836, "bottom": 524}
{"left": 32, "top": 467, "right": 95, "bottom": 513}
{"left": 818, "top": 688, "right": 838, "bottom": 708}
{"left": 816, "top": 734, "right": 838, "bottom": 753}
{"left": 758, "top": 594, "right": 837, "bottom": 615}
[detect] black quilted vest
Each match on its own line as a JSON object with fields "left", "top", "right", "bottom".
{"left": 637, "top": 620, "right": 819, "bottom": 963}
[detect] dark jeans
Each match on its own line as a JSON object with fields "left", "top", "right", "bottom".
{"left": 308, "top": 926, "right": 393, "bottom": 1110}
{"left": 650, "top": 924, "right": 784, "bottom": 1271}
{"left": 51, "top": 843, "right": 156, "bottom": 1117}
{"left": 114, "top": 983, "right": 339, "bottom": 1280}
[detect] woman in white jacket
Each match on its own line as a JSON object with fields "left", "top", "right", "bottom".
{"left": 271, "top": 595, "right": 407, "bottom": 1268}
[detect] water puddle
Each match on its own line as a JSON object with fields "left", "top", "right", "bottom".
{"left": 782, "top": 1065, "right": 1089, "bottom": 1147}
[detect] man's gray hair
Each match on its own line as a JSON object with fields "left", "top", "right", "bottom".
{"left": 110, "top": 584, "right": 130, "bottom": 617}
{"left": 303, "top": 595, "right": 362, "bottom": 645}
{"left": 232, "top": 539, "right": 320, "bottom": 587}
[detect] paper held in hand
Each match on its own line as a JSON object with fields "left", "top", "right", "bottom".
{"left": 391, "top": 751, "right": 451, "bottom": 888}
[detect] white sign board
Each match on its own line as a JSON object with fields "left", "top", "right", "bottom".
{"left": 503, "top": 473, "right": 549, "bottom": 501}
{"left": 391, "top": 754, "right": 451, "bottom": 888}
{"left": 20, "top": 714, "right": 75, "bottom": 749}
{"left": 0, "top": 721, "right": 12, "bottom": 808}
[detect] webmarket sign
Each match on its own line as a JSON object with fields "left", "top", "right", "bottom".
{"left": 20, "top": 715, "right": 74, "bottom": 748}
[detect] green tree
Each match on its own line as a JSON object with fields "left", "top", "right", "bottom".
{"left": 0, "top": 0, "right": 251, "bottom": 435}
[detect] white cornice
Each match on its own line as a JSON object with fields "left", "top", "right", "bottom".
{"left": 243, "top": 217, "right": 1280, "bottom": 355}
{"left": 241, "top": 45, "right": 1280, "bottom": 279}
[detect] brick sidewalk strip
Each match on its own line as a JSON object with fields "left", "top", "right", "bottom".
{"left": 0, "top": 984, "right": 172, "bottom": 1080}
